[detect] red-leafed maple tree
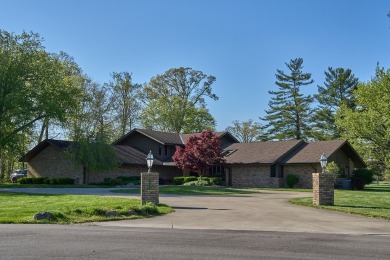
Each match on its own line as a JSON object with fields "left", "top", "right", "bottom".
{"left": 173, "top": 130, "right": 225, "bottom": 183}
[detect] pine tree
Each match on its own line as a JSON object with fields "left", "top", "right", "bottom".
{"left": 311, "top": 67, "right": 358, "bottom": 140}
{"left": 261, "top": 58, "right": 314, "bottom": 140}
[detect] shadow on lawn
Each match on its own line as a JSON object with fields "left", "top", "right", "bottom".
{"left": 335, "top": 204, "right": 390, "bottom": 210}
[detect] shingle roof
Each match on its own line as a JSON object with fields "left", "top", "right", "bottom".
{"left": 180, "top": 131, "right": 237, "bottom": 144}
{"left": 281, "top": 140, "right": 346, "bottom": 164}
{"left": 223, "top": 140, "right": 303, "bottom": 165}
{"left": 113, "top": 128, "right": 183, "bottom": 145}
{"left": 19, "top": 139, "right": 73, "bottom": 162}
{"left": 113, "top": 145, "right": 163, "bottom": 165}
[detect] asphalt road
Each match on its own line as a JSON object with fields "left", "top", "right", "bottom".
{"left": 0, "top": 224, "right": 389, "bottom": 260}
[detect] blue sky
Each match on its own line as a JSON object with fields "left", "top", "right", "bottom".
{"left": 1, "top": 0, "right": 390, "bottom": 131}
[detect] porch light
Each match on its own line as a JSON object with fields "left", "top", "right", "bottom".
{"left": 320, "top": 153, "right": 327, "bottom": 174}
{"left": 147, "top": 150, "right": 154, "bottom": 173}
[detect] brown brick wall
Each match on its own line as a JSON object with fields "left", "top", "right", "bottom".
{"left": 283, "top": 164, "right": 319, "bottom": 188}
{"left": 230, "top": 165, "right": 281, "bottom": 188}
{"left": 141, "top": 172, "right": 159, "bottom": 205}
{"left": 312, "top": 173, "right": 334, "bottom": 206}
{"left": 27, "top": 145, "right": 83, "bottom": 184}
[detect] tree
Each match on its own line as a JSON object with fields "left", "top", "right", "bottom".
{"left": 336, "top": 67, "right": 390, "bottom": 173}
{"left": 226, "top": 119, "right": 262, "bottom": 142}
{"left": 0, "top": 30, "right": 83, "bottom": 179}
{"left": 311, "top": 67, "right": 358, "bottom": 140}
{"left": 141, "top": 67, "right": 218, "bottom": 133}
{"left": 66, "top": 134, "right": 118, "bottom": 184}
{"left": 108, "top": 72, "right": 142, "bottom": 138}
{"left": 172, "top": 130, "right": 225, "bottom": 183}
{"left": 261, "top": 58, "right": 314, "bottom": 140}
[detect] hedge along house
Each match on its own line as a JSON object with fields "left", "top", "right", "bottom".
{"left": 20, "top": 128, "right": 365, "bottom": 187}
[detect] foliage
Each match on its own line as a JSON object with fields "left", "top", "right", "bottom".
{"left": 351, "top": 168, "right": 374, "bottom": 190}
{"left": 173, "top": 176, "right": 198, "bottom": 185}
{"left": 311, "top": 67, "right": 358, "bottom": 140}
{"left": 285, "top": 174, "right": 299, "bottom": 188}
{"left": 336, "top": 67, "right": 390, "bottom": 172}
{"left": 18, "top": 177, "right": 74, "bottom": 185}
{"left": 325, "top": 161, "right": 340, "bottom": 179}
{"left": 261, "top": 58, "right": 314, "bottom": 140}
{"left": 173, "top": 130, "right": 225, "bottom": 182}
{"left": 108, "top": 71, "right": 142, "bottom": 138}
{"left": 66, "top": 135, "right": 119, "bottom": 184}
{"left": 226, "top": 119, "right": 262, "bottom": 142}
{"left": 0, "top": 30, "right": 83, "bottom": 179}
{"left": 141, "top": 67, "right": 218, "bottom": 133}
{"left": 0, "top": 193, "right": 172, "bottom": 223}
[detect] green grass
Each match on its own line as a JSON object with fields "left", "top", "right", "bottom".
{"left": 111, "top": 185, "right": 256, "bottom": 195}
{"left": 0, "top": 192, "right": 172, "bottom": 224}
{"left": 290, "top": 182, "right": 390, "bottom": 220}
{"left": 249, "top": 187, "right": 312, "bottom": 192}
{"left": 0, "top": 183, "right": 112, "bottom": 188}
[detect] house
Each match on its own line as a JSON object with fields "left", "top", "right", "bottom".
{"left": 19, "top": 128, "right": 366, "bottom": 188}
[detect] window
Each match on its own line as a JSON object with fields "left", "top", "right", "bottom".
{"left": 270, "top": 165, "right": 276, "bottom": 178}
{"left": 165, "top": 146, "right": 168, "bottom": 156}
{"left": 158, "top": 146, "right": 162, "bottom": 156}
{"left": 280, "top": 165, "right": 284, "bottom": 178}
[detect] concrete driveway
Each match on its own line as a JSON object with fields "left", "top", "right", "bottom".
{"left": 3, "top": 187, "right": 390, "bottom": 235}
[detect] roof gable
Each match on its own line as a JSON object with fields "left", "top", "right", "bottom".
{"left": 281, "top": 140, "right": 366, "bottom": 167}
{"left": 113, "top": 128, "right": 183, "bottom": 145}
{"left": 20, "top": 139, "right": 73, "bottom": 162}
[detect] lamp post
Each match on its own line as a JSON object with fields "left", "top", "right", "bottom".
{"left": 320, "top": 153, "right": 327, "bottom": 174}
{"left": 147, "top": 150, "right": 154, "bottom": 173}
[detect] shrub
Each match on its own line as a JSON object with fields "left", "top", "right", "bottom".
{"left": 326, "top": 161, "right": 340, "bottom": 180}
{"left": 199, "top": 177, "right": 210, "bottom": 185}
{"left": 43, "top": 178, "right": 51, "bottom": 184}
{"left": 173, "top": 177, "right": 185, "bottom": 185}
{"left": 184, "top": 176, "right": 197, "bottom": 183}
{"left": 55, "top": 178, "right": 74, "bottom": 185}
{"left": 18, "top": 177, "right": 33, "bottom": 184}
{"left": 351, "top": 168, "right": 374, "bottom": 190}
{"left": 285, "top": 174, "right": 299, "bottom": 188}
{"left": 210, "top": 177, "right": 222, "bottom": 185}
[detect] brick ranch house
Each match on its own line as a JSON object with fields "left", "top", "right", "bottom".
{"left": 20, "top": 128, "right": 366, "bottom": 188}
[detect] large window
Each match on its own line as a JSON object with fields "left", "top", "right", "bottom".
{"left": 209, "top": 166, "right": 225, "bottom": 177}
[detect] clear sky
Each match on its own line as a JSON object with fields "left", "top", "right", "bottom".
{"left": 1, "top": 0, "right": 389, "bottom": 131}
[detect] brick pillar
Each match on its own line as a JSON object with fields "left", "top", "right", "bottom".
{"left": 312, "top": 173, "right": 334, "bottom": 206}
{"left": 141, "top": 172, "right": 159, "bottom": 205}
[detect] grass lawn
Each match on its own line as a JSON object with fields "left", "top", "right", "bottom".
{"left": 290, "top": 182, "right": 390, "bottom": 220}
{"left": 110, "top": 185, "right": 256, "bottom": 195}
{"left": 0, "top": 183, "right": 112, "bottom": 188}
{"left": 0, "top": 192, "right": 172, "bottom": 224}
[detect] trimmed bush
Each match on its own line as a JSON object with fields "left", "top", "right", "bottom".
{"left": 210, "top": 177, "right": 222, "bottom": 185}
{"left": 18, "top": 177, "right": 34, "bottom": 184}
{"left": 173, "top": 177, "right": 185, "bottom": 185}
{"left": 56, "top": 178, "right": 74, "bottom": 185}
{"left": 199, "top": 177, "right": 210, "bottom": 185}
{"left": 184, "top": 176, "right": 197, "bottom": 183}
{"left": 286, "top": 174, "right": 299, "bottom": 188}
{"left": 352, "top": 168, "right": 374, "bottom": 190}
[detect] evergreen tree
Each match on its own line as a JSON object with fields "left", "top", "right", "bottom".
{"left": 312, "top": 67, "right": 358, "bottom": 140}
{"left": 261, "top": 58, "right": 314, "bottom": 140}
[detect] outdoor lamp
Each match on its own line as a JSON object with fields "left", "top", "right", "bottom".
{"left": 147, "top": 150, "right": 154, "bottom": 172}
{"left": 320, "top": 153, "right": 327, "bottom": 174}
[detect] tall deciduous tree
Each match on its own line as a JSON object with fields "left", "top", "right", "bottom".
{"left": 108, "top": 72, "right": 142, "bottom": 137}
{"left": 311, "top": 67, "right": 358, "bottom": 140}
{"left": 261, "top": 58, "right": 314, "bottom": 140}
{"left": 173, "top": 130, "right": 225, "bottom": 183}
{"left": 226, "top": 119, "right": 262, "bottom": 142}
{"left": 141, "top": 67, "right": 218, "bottom": 133}
{"left": 336, "top": 67, "right": 390, "bottom": 173}
{"left": 0, "top": 30, "right": 83, "bottom": 179}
